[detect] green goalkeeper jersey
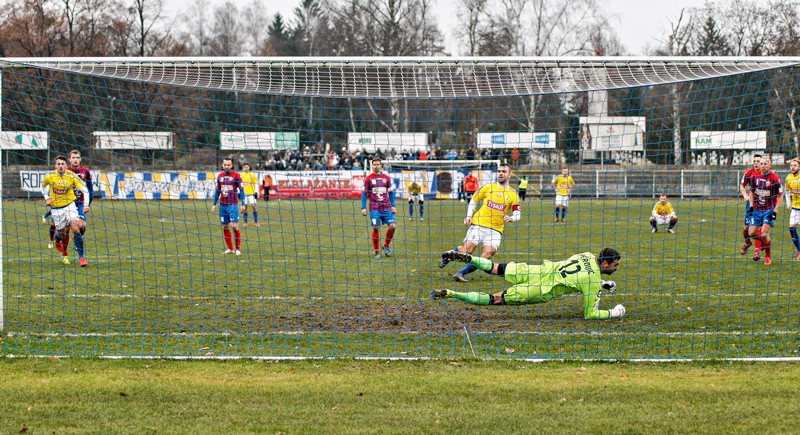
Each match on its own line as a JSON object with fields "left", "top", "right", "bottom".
{"left": 503, "top": 252, "right": 612, "bottom": 319}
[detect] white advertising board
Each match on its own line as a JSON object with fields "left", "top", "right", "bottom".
{"left": 94, "top": 131, "right": 173, "bottom": 150}
{"left": 476, "top": 132, "right": 556, "bottom": 149}
{"left": 347, "top": 132, "right": 428, "bottom": 153}
{"left": 0, "top": 131, "right": 48, "bottom": 150}
{"left": 690, "top": 131, "right": 766, "bottom": 150}
{"left": 220, "top": 132, "right": 299, "bottom": 150}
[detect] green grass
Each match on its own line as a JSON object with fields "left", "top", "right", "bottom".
{"left": 2, "top": 198, "right": 799, "bottom": 359}
{"left": 1, "top": 358, "right": 799, "bottom": 433}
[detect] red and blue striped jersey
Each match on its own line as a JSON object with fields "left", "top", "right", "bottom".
{"left": 215, "top": 171, "right": 243, "bottom": 206}
{"left": 749, "top": 170, "right": 783, "bottom": 211}
{"left": 363, "top": 172, "right": 394, "bottom": 211}
{"left": 67, "top": 165, "right": 92, "bottom": 204}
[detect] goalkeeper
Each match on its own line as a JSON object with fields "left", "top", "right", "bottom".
{"left": 431, "top": 248, "right": 626, "bottom": 319}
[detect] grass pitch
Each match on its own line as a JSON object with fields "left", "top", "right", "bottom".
{"left": 2, "top": 197, "right": 799, "bottom": 359}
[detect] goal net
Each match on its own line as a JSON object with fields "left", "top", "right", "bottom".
{"left": 1, "top": 57, "right": 799, "bottom": 360}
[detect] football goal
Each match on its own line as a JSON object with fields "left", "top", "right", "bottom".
{"left": 1, "top": 57, "right": 799, "bottom": 360}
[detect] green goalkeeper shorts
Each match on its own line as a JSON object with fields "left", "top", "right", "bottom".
{"left": 502, "top": 262, "right": 556, "bottom": 305}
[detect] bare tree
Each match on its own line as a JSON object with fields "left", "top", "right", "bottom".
{"left": 453, "top": 0, "right": 489, "bottom": 56}
{"left": 208, "top": 0, "right": 244, "bottom": 56}
{"left": 176, "top": 0, "right": 213, "bottom": 55}
{"left": 123, "top": 0, "right": 172, "bottom": 56}
{"left": 240, "top": 0, "right": 268, "bottom": 55}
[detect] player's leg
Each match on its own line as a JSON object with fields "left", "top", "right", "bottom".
{"left": 561, "top": 200, "right": 568, "bottom": 221}
{"left": 382, "top": 215, "right": 396, "bottom": 257}
{"left": 649, "top": 216, "right": 658, "bottom": 233}
{"left": 369, "top": 211, "right": 381, "bottom": 258}
{"left": 456, "top": 237, "right": 498, "bottom": 282}
{"left": 761, "top": 221, "right": 773, "bottom": 265}
{"left": 408, "top": 197, "right": 414, "bottom": 219}
{"left": 418, "top": 197, "right": 424, "bottom": 220}
{"left": 790, "top": 210, "right": 800, "bottom": 259}
{"left": 749, "top": 214, "right": 763, "bottom": 260}
{"left": 70, "top": 218, "right": 88, "bottom": 266}
{"left": 554, "top": 199, "right": 560, "bottom": 222}
{"left": 221, "top": 209, "right": 235, "bottom": 253}
{"left": 449, "top": 239, "right": 479, "bottom": 278}
{"left": 668, "top": 216, "right": 677, "bottom": 233}
{"left": 252, "top": 202, "right": 259, "bottom": 227}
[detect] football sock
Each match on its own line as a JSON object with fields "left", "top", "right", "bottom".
{"left": 561, "top": 208, "right": 567, "bottom": 220}
{"left": 668, "top": 219, "right": 676, "bottom": 229}
{"left": 372, "top": 229, "right": 380, "bottom": 251}
{"left": 791, "top": 228, "right": 800, "bottom": 251}
{"left": 223, "top": 228, "right": 233, "bottom": 250}
{"left": 409, "top": 204, "right": 414, "bottom": 216}
{"left": 243, "top": 212, "right": 248, "bottom": 223}
{"left": 74, "top": 233, "right": 85, "bottom": 258}
{"left": 62, "top": 234, "right": 70, "bottom": 256}
{"left": 79, "top": 225, "right": 86, "bottom": 235}
{"left": 762, "top": 237, "right": 771, "bottom": 257}
{"left": 234, "top": 228, "right": 241, "bottom": 249}
{"left": 384, "top": 228, "right": 395, "bottom": 247}
{"left": 555, "top": 207, "right": 559, "bottom": 218}
{"left": 49, "top": 225, "right": 56, "bottom": 241}
{"left": 451, "top": 291, "right": 491, "bottom": 306}
{"left": 743, "top": 227, "right": 751, "bottom": 244}
{"left": 419, "top": 204, "right": 424, "bottom": 218}
{"left": 253, "top": 211, "right": 258, "bottom": 223}
{"left": 470, "top": 256, "right": 493, "bottom": 272}
{"left": 650, "top": 220, "right": 657, "bottom": 230}
{"left": 459, "top": 264, "right": 478, "bottom": 276}
{"left": 755, "top": 237, "right": 761, "bottom": 251}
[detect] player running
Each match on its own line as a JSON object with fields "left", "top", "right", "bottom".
{"left": 785, "top": 158, "right": 800, "bottom": 260}
{"left": 551, "top": 166, "right": 575, "bottom": 222}
{"left": 361, "top": 157, "right": 397, "bottom": 258}
{"left": 42, "top": 155, "right": 90, "bottom": 266}
{"left": 211, "top": 157, "right": 245, "bottom": 255}
{"left": 407, "top": 180, "right": 424, "bottom": 220}
{"left": 432, "top": 248, "right": 625, "bottom": 320}
{"left": 240, "top": 163, "right": 260, "bottom": 228}
{"left": 439, "top": 164, "right": 520, "bottom": 283}
{"left": 748, "top": 157, "right": 783, "bottom": 265}
{"left": 44, "top": 150, "right": 93, "bottom": 248}
{"left": 740, "top": 154, "right": 762, "bottom": 255}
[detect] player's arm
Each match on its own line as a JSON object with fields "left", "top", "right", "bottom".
{"left": 740, "top": 179, "right": 750, "bottom": 201}
{"left": 785, "top": 178, "right": 792, "bottom": 210}
{"left": 85, "top": 170, "right": 94, "bottom": 204}
{"left": 211, "top": 183, "right": 220, "bottom": 211}
{"left": 41, "top": 177, "right": 52, "bottom": 206}
{"left": 582, "top": 281, "right": 625, "bottom": 320}
{"left": 76, "top": 180, "right": 90, "bottom": 213}
{"left": 389, "top": 190, "right": 396, "bottom": 208}
{"left": 503, "top": 203, "right": 521, "bottom": 222}
{"left": 667, "top": 204, "right": 676, "bottom": 217}
{"left": 775, "top": 184, "right": 784, "bottom": 211}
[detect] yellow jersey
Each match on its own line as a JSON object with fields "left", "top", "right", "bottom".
{"left": 240, "top": 172, "right": 259, "bottom": 195}
{"left": 471, "top": 183, "right": 519, "bottom": 234}
{"left": 652, "top": 202, "right": 676, "bottom": 216}
{"left": 786, "top": 172, "right": 800, "bottom": 209}
{"left": 42, "top": 171, "right": 84, "bottom": 208}
{"left": 408, "top": 183, "right": 422, "bottom": 195}
{"left": 552, "top": 175, "right": 575, "bottom": 196}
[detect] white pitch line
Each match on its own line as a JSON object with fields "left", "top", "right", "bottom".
{"left": 6, "top": 330, "right": 799, "bottom": 339}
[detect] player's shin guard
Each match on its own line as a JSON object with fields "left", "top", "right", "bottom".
{"left": 470, "top": 256, "right": 494, "bottom": 272}
{"left": 791, "top": 227, "right": 800, "bottom": 251}
{"left": 384, "top": 228, "right": 395, "bottom": 247}
{"left": 234, "top": 228, "right": 241, "bottom": 249}
{"left": 408, "top": 204, "right": 414, "bottom": 217}
{"left": 561, "top": 208, "right": 567, "bottom": 220}
{"left": 223, "top": 228, "right": 233, "bottom": 250}
{"left": 668, "top": 218, "right": 677, "bottom": 229}
{"left": 74, "top": 233, "right": 85, "bottom": 258}
{"left": 372, "top": 229, "right": 380, "bottom": 252}
{"left": 61, "top": 234, "right": 70, "bottom": 256}
{"left": 49, "top": 225, "right": 56, "bottom": 241}
{"left": 253, "top": 211, "right": 258, "bottom": 223}
{"left": 243, "top": 212, "right": 248, "bottom": 223}
{"left": 452, "top": 291, "right": 491, "bottom": 306}
{"left": 762, "top": 236, "right": 771, "bottom": 257}
{"left": 419, "top": 204, "right": 424, "bottom": 218}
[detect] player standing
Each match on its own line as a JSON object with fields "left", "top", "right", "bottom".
{"left": 551, "top": 166, "right": 575, "bottom": 222}
{"left": 42, "top": 155, "right": 90, "bottom": 266}
{"left": 361, "top": 157, "right": 396, "bottom": 258}
{"left": 240, "top": 163, "right": 260, "bottom": 228}
{"left": 261, "top": 174, "right": 273, "bottom": 203}
{"left": 432, "top": 248, "right": 625, "bottom": 320}
{"left": 785, "top": 158, "right": 800, "bottom": 260}
{"left": 463, "top": 171, "right": 479, "bottom": 202}
{"left": 407, "top": 180, "right": 424, "bottom": 220}
{"left": 649, "top": 194, "right": 678, "bottom": 234}
{"left": 748, "top": 157, "right": 783, "bottom": 265}
{"left": 439, "top": 164, "right": 520, "bottom": 283}
{"left": 740, "top": 154, "right": 762, "bottom": 255}
{"left": 211, "top": 157, "right": 245, "bottom": 255}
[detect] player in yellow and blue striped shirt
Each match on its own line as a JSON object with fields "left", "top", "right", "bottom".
{"left": 785, "top": 159, "right": 800, "bottom": 260}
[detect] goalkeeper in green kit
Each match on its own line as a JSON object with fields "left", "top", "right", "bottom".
{"left": 431, "top": 248, "right": 626, "bottom": 319}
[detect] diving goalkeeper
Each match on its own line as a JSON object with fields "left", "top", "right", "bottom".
{"left": 431, "top": 248, "right": 626, "bottom": 319}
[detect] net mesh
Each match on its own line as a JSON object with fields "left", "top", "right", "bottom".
{"left": 1, "top": 57, "right": 799, "bottom": 360}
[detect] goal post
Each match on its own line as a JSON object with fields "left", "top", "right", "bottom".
{"left": 2, "top": 57, "right": 800, "bottom": 360}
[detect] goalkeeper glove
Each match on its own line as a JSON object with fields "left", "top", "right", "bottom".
{"left": 609, "top": 304, "right": 626, "bottom": 318}
{"left": 601, "top": 280, "right": 617, "bottom": 293}
{"left": 770, "top": 210, "right": 777, "bottom": 220}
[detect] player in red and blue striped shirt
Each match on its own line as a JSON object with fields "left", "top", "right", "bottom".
{"left": 211, "top": 157, "right": 245, "bottom": 255}
{"left": 747, "top": 158, "right": 783, "bottom": 265}
{"left": 361, "top": 158, "right": 397, "bottom": 258}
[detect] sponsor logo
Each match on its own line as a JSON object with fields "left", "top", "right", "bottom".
{"left": 486, "top": 200, "right": 505, "bottom": 211}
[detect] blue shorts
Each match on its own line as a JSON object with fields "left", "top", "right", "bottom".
{"left": 747, "top": 209, "right": 775, "bottom": 227}
{"left": 218, "top": 205, "right": 240, "bottom": 224}
{"left": 369, "top": 209, "right": 396, "bottom": 226}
